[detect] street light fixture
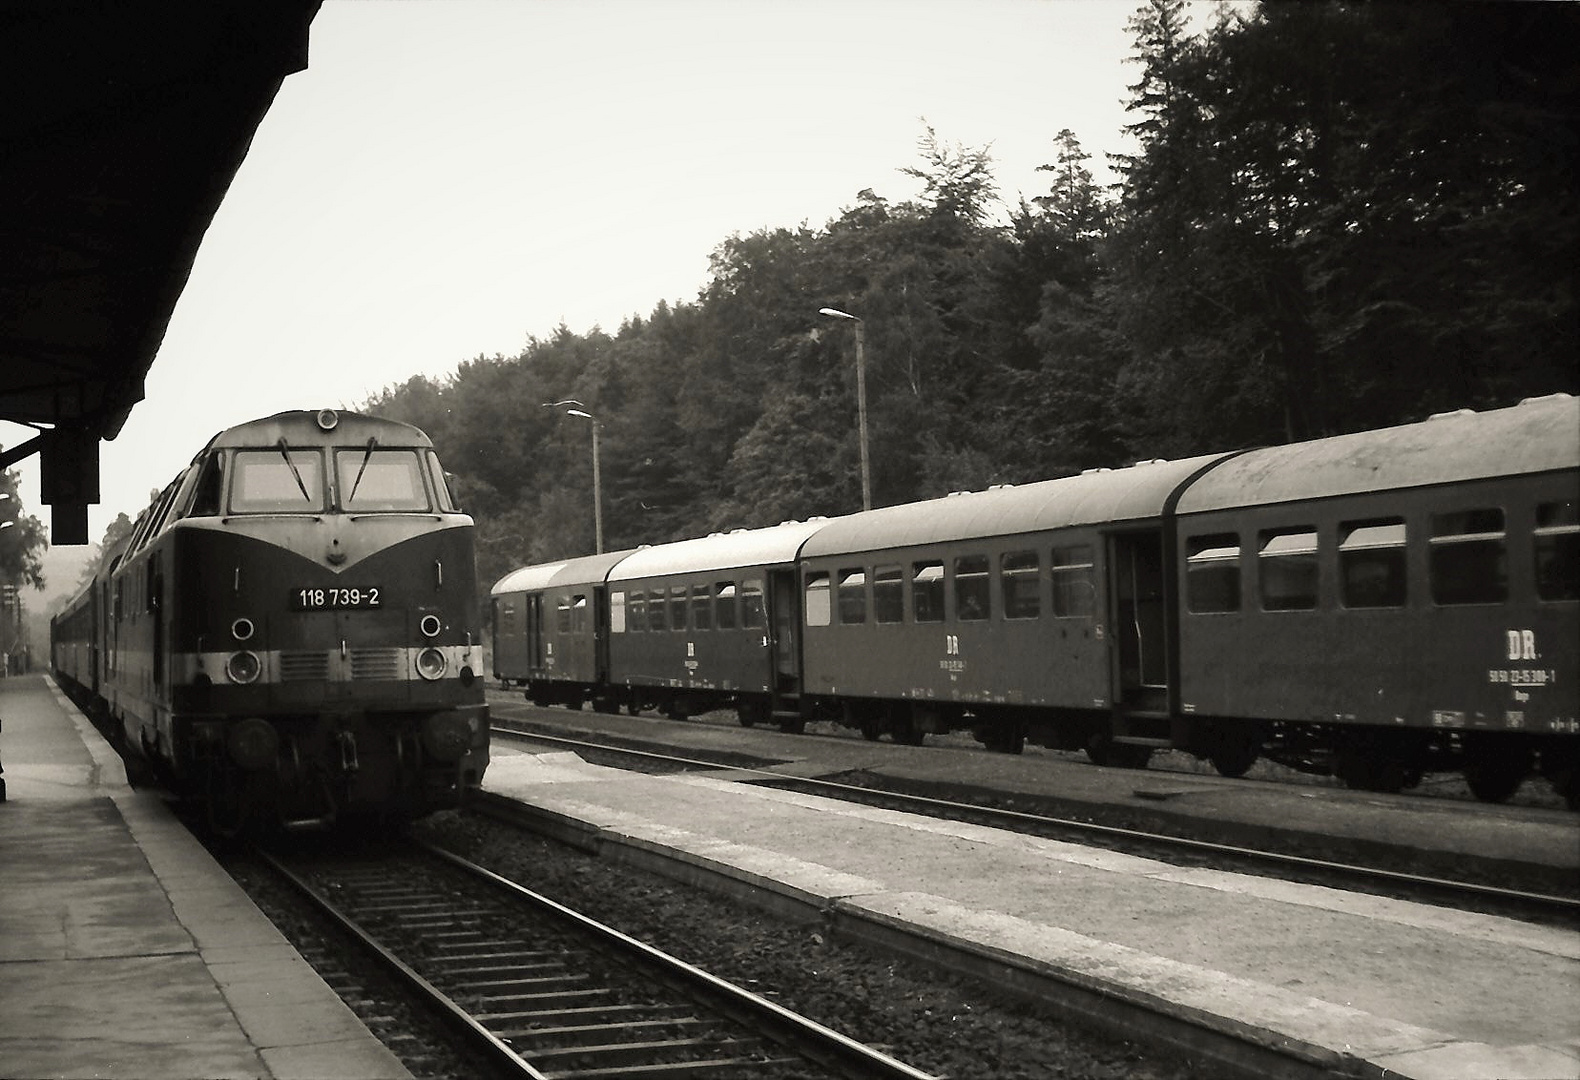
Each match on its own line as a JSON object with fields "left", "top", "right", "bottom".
{"left": 818, "top": 306, "right": 872, "bottom": 511}
{"left": 541, "top": 399, "right": 603, "bottom": 554}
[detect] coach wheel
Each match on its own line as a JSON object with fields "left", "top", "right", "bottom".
{"left": 859, "top": 718, "right": 882, "bottom": 742}
{"left": 1462, "top": 737, "right": 1532, "bottom": 804}
{"left": 1334, "top": 735, "right": 1408, "bottom": 794}
{"left": 980, "top": 727, "right": 1026, "bottom": 755}
{"left": 736, "top": 700, "right": 768, "bottom": 728}
{"left": 777, "top": 715, "right": 806, "bottom": 735}
{"left": 625, "top": 701, "right": 643, "bottom": 717}
{"left": 564, "top": 697, "right": 584, "bottom": 711}
{"left": 894, "top": 721, "right": 926, "bottom": 747}
{"left": 1209, "top": 735, "right": 1260, "bottom": 778}
{"left": 593, "top": 693, "right": 619, "bottom": 715}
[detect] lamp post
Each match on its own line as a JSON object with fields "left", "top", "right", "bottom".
{"left": 542, "top": 400, "right": 603, "bottom": 554}
{"left": 818, "top": 307, "right": 871, "bottom": 511}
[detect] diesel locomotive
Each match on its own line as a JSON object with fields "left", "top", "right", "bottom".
{"left": 492, "top": 394, "right": 1578, "bottom": 808}
{"left": 52, "top": 409, "right": 490, "bottom": 831}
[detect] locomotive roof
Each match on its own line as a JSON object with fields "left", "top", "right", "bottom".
{"left": 203, "top": 410, "right": 433, "bottom": 451}
{"left": 1174, "top": 394, "right": 1579, "bottom": 514}
{"left": 608, "top": 519, "right": 836, "bottom": 581}
{"left": 800, "top": 454, "right": 1229, "bottom": 558}
{"left": 490, "top": 549, "right": 639, "bottom": 595}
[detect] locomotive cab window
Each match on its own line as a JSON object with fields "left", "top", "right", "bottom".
{"left": 1535, "top": 501, "right": 1579, "bottom": 602}
{"left": 954, "top": 555, "right": 991, "bottom": 620}
{"left": 1340, "top": 519, "right": 1407, "bottom": 608}
{"left": 838, "top": 569, "right": 867, "bottom": 624}
{"left": 1259, "top": 529, "right": 1319, "bottom": 611}
{"left": 426, "top": 450, "right": 457, "bottom": 512}
{"left": 804, "top": 572, "right": 832, "bottom": 627}
{"left": 336, "top": 448, "right": 430, "bottom": 512}
{"left": 1186, "top": 535, "right": 1241, "bottom": 613}
{"left": 873, "top": 565, "right": 904, "bottom": 623}
{"left": 230, "top": 449, "right": 324, "bottom": 513}
{"left": 187, "top": 452, "right": 225, "bottom": 517}
{"left": 912, "top": 561, "right": 944, "bottom": 623}
{"left": 1051, "top": 544, "right": 1095, "bottom": 617}
{"left": 1003, "top": 551, "right": 1040, "bottom": 619}
{"left": 715, "top": 582, "right": 737, "bottom": 629}
{"left": 1430, "top": 509, "right": 1506, "bottom": 606}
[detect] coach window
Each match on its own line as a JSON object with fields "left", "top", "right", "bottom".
{"left": 1535, "top": 501, "right": 1579, "bottom": 602}
{"left": 187, "top": 453, "right": 225, "bottom": 517}
{"left": 741, "top": 579, "right": 766, "bottom": 629}
{"left": 805, "top": 572, "right": 831, "bottom": 626}
{"left": 572, "top": 595, "right": 589, "bottom": 633}
{"left": 621, "top": 591, "right": 639, "bottom": 632}
{"left": 715, "top": 582, "right": 738, "bottom": 629}
{"left": 1339, "top": 519, "right": 1407, "bottom": 608}
{"left": 1186, "top": 534, "right": 1241, "bottom": 613}
{"left": 425, "top": 450, "right": 457, "bottom": 512}
{"left": 873, "top": 565, "right": 904, "bottom": 623}
{"left": 648, "top": 589, "right": 668, "bottom": 631}
{"left": 1259, "top": 529, "right": 1319, "bottom": 611}
{"left": 1051, "top": 544, "right": 1095, "bottom": 617}
{"left": 691, "top": 584, "right": 713, "bottom": 631}
{"left": 230, "top": 448, "right": 324, "bottom": 513}
{"left": 955, "top": 555, "right": 991, "bottom": 620}
{"left": 912, "top": 561, "right": 945, "bottom": 622}
{"left": 556, "top": 598, "right": 572, "bottom": 633}
{"left": 1002, "top": 551, "right": 1040, "bottom": 619}
{"left": 1430, "top": 509, "right": 1507, "bottom": 605}
{"left": 838, "top": 569, "right": 867, "bottom": 624}
{"left": 668, "top": 585, "right": 689, "bottom": 630}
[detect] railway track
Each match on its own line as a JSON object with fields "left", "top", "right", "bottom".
{"left": 255, "top": 840, "right": 936, "bottom": 1080}
{"left": 489, "top": 722, "right": 1580, "bottom": 926}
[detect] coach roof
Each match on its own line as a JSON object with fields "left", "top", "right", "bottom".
{"left": 609, "top": 519, "right": 835, "bottom": 581}
{"left": 1174, "top": 394, "right": 1579, "bottom": 515}
{"left": 801, "top": 453, "right": 1229, "bottom": 558}
{"left": 491, "top": 549, "right": 639, "bottom": 596}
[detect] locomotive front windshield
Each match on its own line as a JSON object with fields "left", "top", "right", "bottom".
{"left": 230, "top": 449, "right": 326, "bottom": 512}
{"left": 336, "top": 448, "right": 429, "bottom": 511}
{"left": 220, "top": 442, "right": 458, "bottom": 515}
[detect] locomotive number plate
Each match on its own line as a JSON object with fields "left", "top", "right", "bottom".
{"left": 291, "top": 586, "right": 383, "bottom": 610}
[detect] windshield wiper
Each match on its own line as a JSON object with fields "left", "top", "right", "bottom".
{"left": 348, "top": 435, "right": 378, "bottom": 502}
{"left": 276, "top": 437, "right": 312, "bottom": 503}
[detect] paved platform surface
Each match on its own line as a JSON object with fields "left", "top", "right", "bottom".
{"left": 485, "top": 741, "right": 1580, "bottom": 1080}
{"left": 0, "top": 674, "right": 410, "bottom": 1080}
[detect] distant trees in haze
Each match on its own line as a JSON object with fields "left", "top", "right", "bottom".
{"left": 363, "top": 1, "right": 1578, "bottom": 589}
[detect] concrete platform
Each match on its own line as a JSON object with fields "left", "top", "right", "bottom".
{"left": 483, "top": 743, "right": 1580, "bottom": 1080}
{"left": 0, "top": 674, "right": 410, "bottom": 1080}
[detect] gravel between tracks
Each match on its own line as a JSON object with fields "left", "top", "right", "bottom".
{"left": 414, "top": 810, "right": 1208, "bottom": 1080}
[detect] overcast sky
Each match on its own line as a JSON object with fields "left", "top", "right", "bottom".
{"left": 8, "top": 0, "right": 1172, "bottom": 580}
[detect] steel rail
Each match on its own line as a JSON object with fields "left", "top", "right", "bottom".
{"left": 491, "top": 722, "right": 1580, "bottom": 921}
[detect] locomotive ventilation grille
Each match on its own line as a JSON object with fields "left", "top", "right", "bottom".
{"left": 279, "top": 651, "right": 331, "bottom": 682}
{"left": 350, "top": 648, "right": 403, "bottom": 681}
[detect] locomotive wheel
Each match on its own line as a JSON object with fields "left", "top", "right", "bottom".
{"left": 1462, "top": 738, "right": 1532, "bottom": 804}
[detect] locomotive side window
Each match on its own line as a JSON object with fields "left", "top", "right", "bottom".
{"left": 873, "top": 565, "right": 904, "bottom": 623}
{"left": 1258, "top": 529, "right": 1319, "bottom": 611}
{"left": 1535, "top": 501, "right": 1579, "bottom": 602}
{"left": 715, "top": 582, "right": 737, "bottom": 629}
{"left": 425, "top": 450, "right": 457, "bottom": 512}
{"left": 1430, "top": 509, "right": 1506, "bottom": 605}
{"left": 1002, "top": 551, "right": 1039, "bottom": 619}
{"left": 912, "top": 561, "right": 944, "bottom": 623}
{"left": 805, "top": 572, "right": 831, "bottom": 626}
{"left": 691, "top": 585, "right": 713, "bottom": 630}
{"left": 741, "top": 579, "right": 766, "bottom": 629}
{"left": 954, "top": 555, "right": 991, "bottom": 621}
{"left": 188, "top": 453, "right": 225, "bottom": 517}
{"left": 572, "top": 595, "right": 588, "bottom": 633}
{"left": 648, "top": 589, "right": 668, "bottom": 631}
{"left": 556, "top": 598, "right": 572, "bottom": 633}
{"left": 1051, "top": 545, "right": 1095, "bottom": 617}
{"left": 668, "top": 585, "right": 688, "bottom": 630}
{"left": 336, "top": 449, "right": 429, "bottom": 512}
{"left": 231, "top": 449, "right": 324, "bottom": 513}
{"left": 838, "top": 570, "right": 867, "bottom": 624}
{"left": 1186, "top": 535, "right": 1241, "bottom": 613}
{"left": 1340, "top": 519, "right": 1407, "bottom": 608}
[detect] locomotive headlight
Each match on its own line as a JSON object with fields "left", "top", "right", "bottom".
{"left": 415, "top": 647, "right": 447, "bottom": 680}
{"left": 420, "top": 713, "right": 471, "bottom": 761}
{"left": 227, "top": 718, "right": 278, "bottom": 770}
{"left": 226, "top": 650, "right": 261, "bottom": 684}
{"left": 231, "top": 617, "right": 254, "bottom": 642}
{"left": 419, "top": 614, "right": 442, "bottom": 638}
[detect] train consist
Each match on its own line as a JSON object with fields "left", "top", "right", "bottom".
{"left": 493, "top": 395, "right": 1578, "bottom": 808}
{"left": 52, "top": 409, "right": 490, "bottom": 831}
